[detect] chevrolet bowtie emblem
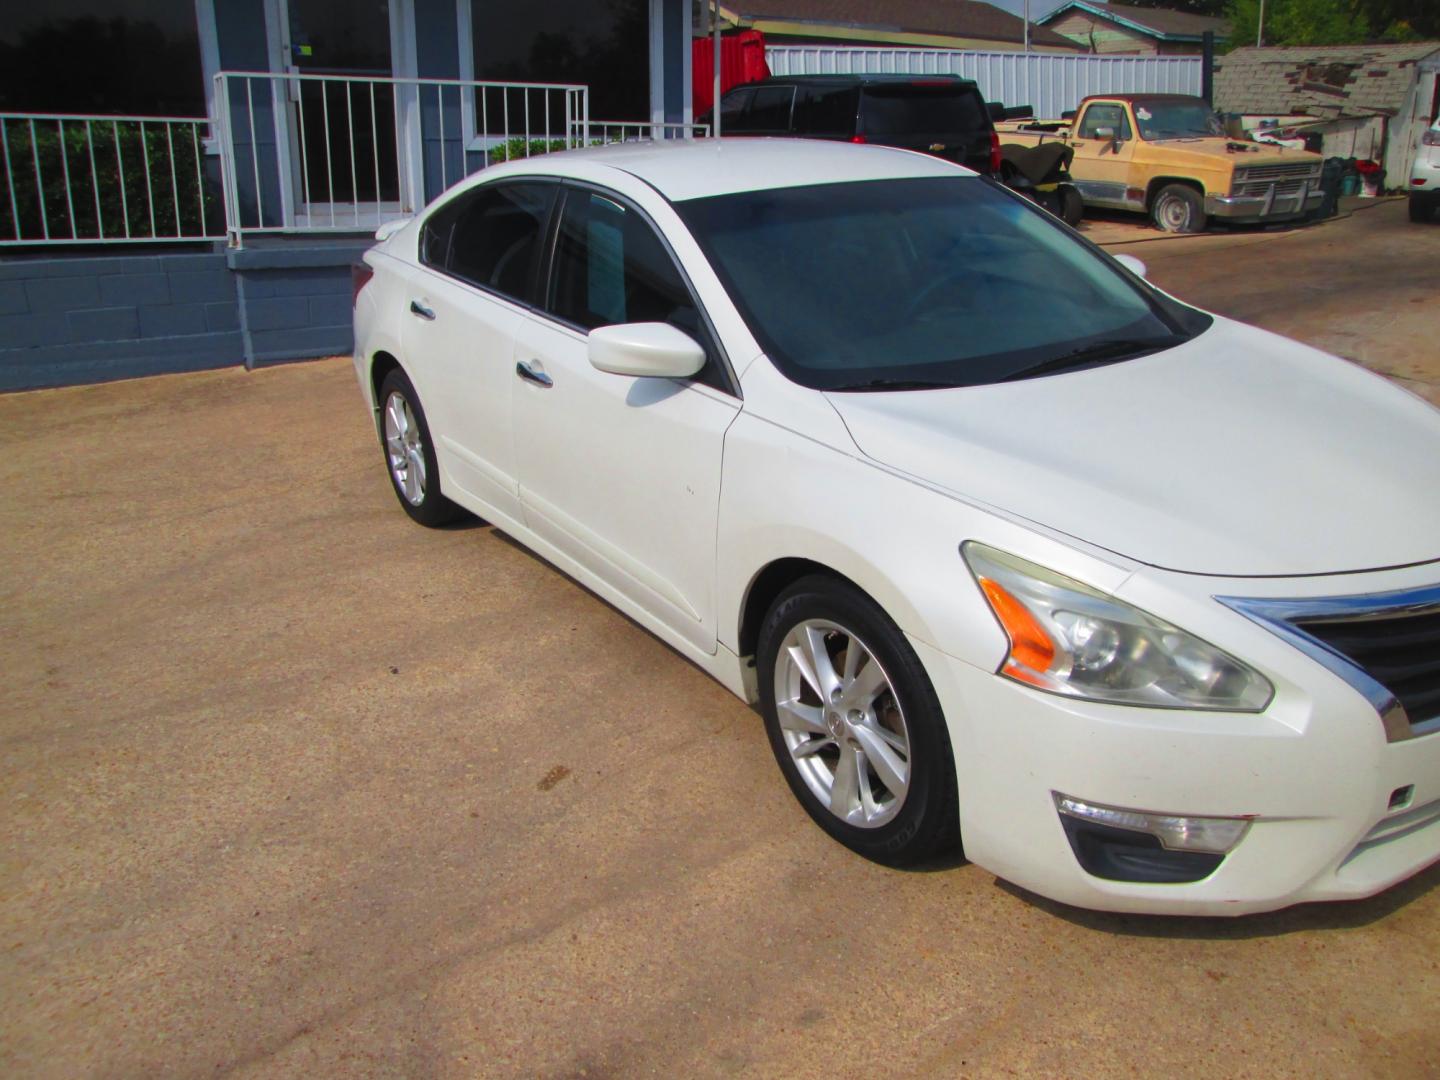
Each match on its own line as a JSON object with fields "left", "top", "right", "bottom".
{"left": 929, "top": 143, "right": 946, "bottom": 152}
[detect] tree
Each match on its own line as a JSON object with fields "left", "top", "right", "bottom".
{"left": 1112, "top": 0, "right": 1229, "bottom": 18}
{"left": 1226, "top": 0, "right": 1369, "bottom": 46}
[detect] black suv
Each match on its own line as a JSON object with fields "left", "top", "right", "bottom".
{"left": 707, "top": 75, "right": 998, "bottom": 176}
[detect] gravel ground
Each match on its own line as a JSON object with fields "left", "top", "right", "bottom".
{"left": 2, "top": 196, "right": 1437, "bottom": 1079}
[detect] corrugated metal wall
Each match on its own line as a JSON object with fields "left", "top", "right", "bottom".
{"left": 765, "top": 47, "right": 1203, "bottom": 119}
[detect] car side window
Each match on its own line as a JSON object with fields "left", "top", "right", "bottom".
{"left": 792, "top": 85, "right": 860, "bottom": 137}
{"left": 421, "top": 182, "right": 555, "bottom": 302}
{"left": 545, "top": 188, "right": 728, "bottom": 392}
{"left": 1078, "top": 104, "right": 1132, "bottom": 141}
{"left": 719, "top": 87, "right": 754, "bottom": 129}
{"left": 745, "top": 85, "right": 796, "bottom": 134}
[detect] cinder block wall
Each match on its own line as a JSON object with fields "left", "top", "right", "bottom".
{"left": 0, "top": 253, "right": 243, "bottom": 391}
{"left": 0, "top": 240, "right": 373, "bottom": 392}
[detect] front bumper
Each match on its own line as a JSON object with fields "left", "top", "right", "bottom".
{"left": 913, "top": 563, "right": 1440, "bottom": 916}
{"left": 1206, "top": 184, "right": 1323, "bottom": 223}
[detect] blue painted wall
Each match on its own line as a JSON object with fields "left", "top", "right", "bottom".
{"left": 0, "top": 241, "right": 372, "bottom": 391}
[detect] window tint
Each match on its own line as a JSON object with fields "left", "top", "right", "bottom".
{"left": 792, "top": 85, "right": 860, "bottom": 137}
{"left": 548, "top": 190, "right": 697, "bottom": 330}
{"left": 1079, "top": 103, "right": 1132, "bottom": 140}
{"left": 546, "top": 188, "right": 727, "bottom": 390}
{"left": 745, "top": 85, "right": 795, "bottom": 133}
{"left": 425, "top": 183, "right": 554, "bottom": 301}
{"left": 676, "top": 177, "right": 1205, "bottom": 391}
{"left": 858, "top": 85, "right": 987, "bottom": 136}
{"left": 719, "top": 87, "right": 754, "bottom": 126}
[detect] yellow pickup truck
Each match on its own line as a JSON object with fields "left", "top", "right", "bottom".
{"left": 997, "top": 94, "right": 1324, "bottom": 233}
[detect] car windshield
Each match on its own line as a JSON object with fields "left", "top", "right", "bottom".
{"left": 1133, "top": 100, "right": 1223, "bottom": 140}
{"left": 675, "top": 177, "right": 1206, "bottom": 390}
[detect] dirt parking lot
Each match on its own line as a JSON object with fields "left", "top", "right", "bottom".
{"left": 3, "top": 197, "right": 1438, "bottom": 1078}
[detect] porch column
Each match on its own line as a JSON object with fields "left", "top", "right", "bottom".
{"left": 649, "top": 0, "right": 693, "bottom": 131}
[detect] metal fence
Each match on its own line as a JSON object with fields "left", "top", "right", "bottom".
{"left": 0, "top": 113, "right": 223, "bottom": 245}
{"left": 584, "top": 120, "right": 710, "bottom": 144}
{"left": 215, "top": 72, "right": 591, "bottom": 242}
{"left": 765, "top": 46, "right": 1203, "bottom": 120}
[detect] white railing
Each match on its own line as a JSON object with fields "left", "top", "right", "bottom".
{"left": 582, "top": 120, "right": 711, "bottom": 145}
{"left": 215, "top": 71, "right": 590, "bottom": 243}
{"left": 0, "top": 113, "right": 223, "bottom": 245}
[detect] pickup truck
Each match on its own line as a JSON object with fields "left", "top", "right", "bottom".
{"left": 996, "top": 94, "right": 1324, "bottom": 233}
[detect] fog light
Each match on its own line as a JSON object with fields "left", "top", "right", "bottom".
{"left": 1055, "top": 794, "right": 1250, "bottom": 854}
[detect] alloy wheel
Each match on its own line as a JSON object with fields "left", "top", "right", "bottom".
{"left": 773, "top": 619, "right": 911, "bottom": 828}
{"left": 383, "top": 390, "right": 427, "bottom": 505}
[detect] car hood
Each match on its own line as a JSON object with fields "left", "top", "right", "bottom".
{"left": 824, "top": 319, "right": 1440, "bottom": 577}
{"left": 1143, "top": 138, "right": 1319, "bottom": 166}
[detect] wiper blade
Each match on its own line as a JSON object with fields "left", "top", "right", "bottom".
{"left": 999, "top": 337, "right": 1177, "bottom": 383}
{"left": 827, "top": 378, "right": 962, "bottom": 392}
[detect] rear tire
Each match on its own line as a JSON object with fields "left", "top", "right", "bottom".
{"left": 377, "top": 368, "right": 465, "bottom": 527}
{"left": 757, "top": 575, "right": 959, "bottom": 867}
{"left": 1059, "top": 185, "right": 1084, "bottom": 226}
{"left": 1410, "top": 194, "right": 1436, "bottom": 223}
{"left": 1150, "top": 183, "right": 1206, "bottom": 234}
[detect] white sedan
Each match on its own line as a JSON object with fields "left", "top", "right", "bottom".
{"left": 353, "top": 139, "right": 1440, "bottom": 915}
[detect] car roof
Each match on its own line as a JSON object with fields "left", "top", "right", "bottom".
{"left": 477, "top": 137, "right": 971, "bottom": 202}
{"left": 745, "top": 74, "right": 982, "bottom": 89}
{"left": 1081, "top": 93, "right": 1205, "bottom": 104}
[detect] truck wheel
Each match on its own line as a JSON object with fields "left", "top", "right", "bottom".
{"left": 1410, "top": 194, "right": 1435, "bottom": 223}
{"left": 1059, "top": 185, "right": 1084, "bottom": 226}
{"left": 1150, "top": 184, "right": 1206, "bottom": 234}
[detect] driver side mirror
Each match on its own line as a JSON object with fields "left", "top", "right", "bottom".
{"left": 1094, "top": 126, "right": 1122, "bottom": 152}
{"left": 588, "top": 322, "right": 706, "bottom": 379}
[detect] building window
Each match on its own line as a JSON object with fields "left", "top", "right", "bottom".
{"left": 470, "top": 0, "right": 649, "bottom": 121}
{"left": 0, "top": 1, "right": 204, "bottom": 116}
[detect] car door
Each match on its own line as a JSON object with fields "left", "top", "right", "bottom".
{"left": 1068, "top": 103, "right": 1139, "bottom": 209}
{"left": 511, "top": 185, "right": 741, "bottom": 653}
{"left": 402, "top": 181, "right": 557, "bottom": 525}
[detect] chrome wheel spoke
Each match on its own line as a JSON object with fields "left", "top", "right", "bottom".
{"left": 829, "top": 746, "right": 862, "bottom": 820}
{"left": 792, "top": 736, "right": 833, "bottom": 759}
{"left": 840, "top": 653, "right": 887, "bottom": 711}
{"left": 777, "top": 699, "right": 826, "bottom": 736}
{"left": 852, "top": 724, "right": 908, "bottom": 801}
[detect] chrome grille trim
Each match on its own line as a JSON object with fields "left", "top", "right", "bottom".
{"left": 1217, "top": 583, "right": 1440, "bottom": 744}
{"left": 1233, "top": 162, "right": 1319, "bottom": 184}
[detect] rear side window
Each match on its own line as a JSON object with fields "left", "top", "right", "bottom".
{"left": 420, "top": 182, "right": 555, "bottom": 302}
{"left": 792, "top": 85, "right": 861, "bottom": 137}
{"left": 745, "top": 85, "right": 796, "bottom": 133}
{"left": 859, "top": 85, "right": 988, "bottom": 136}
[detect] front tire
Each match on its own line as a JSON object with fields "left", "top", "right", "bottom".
{"left": 1059, "top": 184, "right": 1084, "bottom": 226}
{"left": 377, "top": 368, "right": 464, "bottom": 527}
{"left": 1410, "top": 193, "right": 1436, "bottom": 223}
{"left": 757, "top": 575, "right": 959, "bottom": 867}
{"left": 1150, "top": 183, "right": 1206, "bottom": 234}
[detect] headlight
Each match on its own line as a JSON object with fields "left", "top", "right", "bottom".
{"left": 962, "top": 543, "right": 1273, "bottom": 712}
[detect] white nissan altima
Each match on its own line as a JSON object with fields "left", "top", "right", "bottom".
{"left": 353, "top": 139, "right": 1440, "bottom": 915}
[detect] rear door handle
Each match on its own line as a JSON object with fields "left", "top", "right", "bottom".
{"left": 515, "top": 360, "right": 553, "bottom": 388}
{"left": 409, "top": 300, "right": 435, "bottom": 320}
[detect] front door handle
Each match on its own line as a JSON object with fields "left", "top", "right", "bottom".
{"left": 515, "top": 360, "right": 553, "bottom": 388}
{"left": 409, "top": 300, "right": 435, "bottom": 320}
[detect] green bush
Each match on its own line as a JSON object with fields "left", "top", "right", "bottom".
{"left": 486, "top": 137, "right": 572, "bottom": 165}
{"left": 0, "top": 119, "right": 220, "bottom": 243}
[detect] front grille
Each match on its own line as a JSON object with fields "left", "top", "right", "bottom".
{"left": 1235, "top": 178, "right": 1308, "bottom": 197}
{"left": 1290, "top": 606, "right": 1440, "bottom": 727}
{"left": 1235, "top": 162, "right": 1317, "bottom": 183}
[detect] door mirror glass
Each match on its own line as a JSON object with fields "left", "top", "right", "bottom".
{"left": 1113, "top": 253, "right": 1148, "bottom": 279}
{"left": 589, "top": 323, "right": 706, "bottom": 379}
{"left": 1094, "top": 126, "right": 1115, "bottom": 140}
